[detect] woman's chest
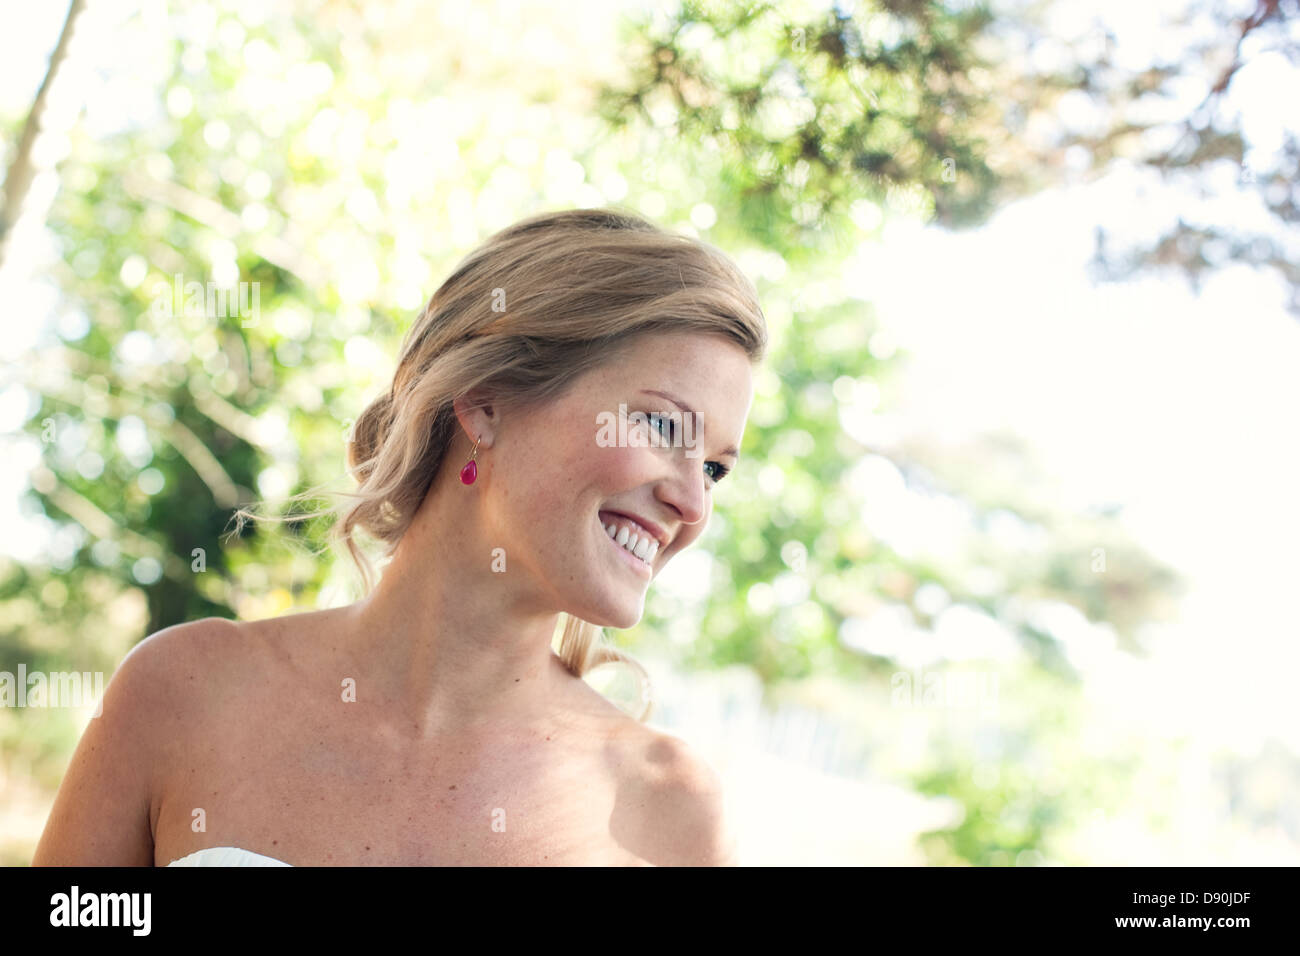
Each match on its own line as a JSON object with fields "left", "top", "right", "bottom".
{"left": 155, "top": 704, "right": 651, "bottom": 865}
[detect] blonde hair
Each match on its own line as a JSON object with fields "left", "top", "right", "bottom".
{"left": 230, "top": 206, "right": 767, "bottom": 721}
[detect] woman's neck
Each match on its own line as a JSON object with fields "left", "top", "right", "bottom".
{"left": 339, "top": 480, "right": 572, "bottom": 737}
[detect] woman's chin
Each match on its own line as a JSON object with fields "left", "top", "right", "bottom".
{"left": 575, "top": 595, "right": 643, "bottom": 631}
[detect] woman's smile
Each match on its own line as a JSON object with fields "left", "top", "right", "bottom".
{"left": 598, "top": 513, "right": 655, "bottom": 578}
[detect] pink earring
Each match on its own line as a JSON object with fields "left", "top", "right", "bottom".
{"left": 459, "top": 436, "right": 481, "bottom": 485}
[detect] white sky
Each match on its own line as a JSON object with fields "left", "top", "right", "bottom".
{"left": 854, "top": 166, "right": 1300, "bottom": 753}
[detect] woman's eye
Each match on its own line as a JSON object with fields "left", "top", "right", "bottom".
{"left": 634, "top": 409, "right": 729, "bottom": 485}
{"left": 647, "top": 413, "right": 676, "bottom": 442}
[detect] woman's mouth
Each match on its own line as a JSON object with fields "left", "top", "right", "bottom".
{"left": 598, "top": 512, "right": 658, "bottom": 577}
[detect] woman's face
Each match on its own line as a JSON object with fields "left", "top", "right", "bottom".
{"left": 481, "top": 331, "right": 755, "bottom": 629}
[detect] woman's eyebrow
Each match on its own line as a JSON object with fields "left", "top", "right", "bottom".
{"left": 638, "top": 388, "right": 740, "bottom": 460}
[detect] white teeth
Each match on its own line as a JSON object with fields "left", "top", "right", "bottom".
{"left": 603, "top": 517, "right": 659, "bottom": 564}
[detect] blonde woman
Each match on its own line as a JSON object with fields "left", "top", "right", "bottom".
{"left": 33, "top": 207, "right": 767, "bottom": 867}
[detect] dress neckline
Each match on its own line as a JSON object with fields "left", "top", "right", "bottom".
{"left": 166, "top": 845, "right": 293, "bottom": 867}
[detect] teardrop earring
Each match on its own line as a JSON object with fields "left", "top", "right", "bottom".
{"left": 459, "top": 436, "right": 481, "bottom": 485}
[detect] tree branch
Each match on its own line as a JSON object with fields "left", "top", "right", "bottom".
{"left": 0, "top": 0, "right": 87, "bottom": 264}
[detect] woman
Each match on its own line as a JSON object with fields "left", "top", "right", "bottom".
{"left": 32, "top": 207, "right": 768, "bottom": 866}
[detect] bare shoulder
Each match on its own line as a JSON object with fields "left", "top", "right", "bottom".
{"left": 130, "top": 614, "right": 244, "bottom": 663}
{"left": 118, "top": 616, "right": 254, "bottom": 761}
{"left": 31, "top": 616, "right": 246, "bottom": 865}
{"left": 136, "top": 610, "right": 324, "bottom": 685}
{"left": 124, "top": 616, "right": 248, "bottom": 708}
{"left": 610, "top": 721, "right": 740, "bottom": 866}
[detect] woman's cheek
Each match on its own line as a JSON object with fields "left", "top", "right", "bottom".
{"left": 596, "top": 440, "right": 654, "bottom": 486}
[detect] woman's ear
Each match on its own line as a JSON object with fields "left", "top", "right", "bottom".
{"left": 452, "top": 391, "right": 496, "bottom": 447}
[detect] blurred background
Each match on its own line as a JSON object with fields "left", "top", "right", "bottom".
{"left": 2, "top": 0, "right": 1298, "bottom": 866}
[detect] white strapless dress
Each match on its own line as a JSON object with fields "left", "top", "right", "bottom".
{"left": 166, "top": 846, "right": 292, "bottom": 867}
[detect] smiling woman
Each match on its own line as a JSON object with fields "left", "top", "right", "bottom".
{"left": 252, "top": 205, "right": 769, "bottom": 720}
{"left": 33, "top": 206, "right": 767, "bottom": 867}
